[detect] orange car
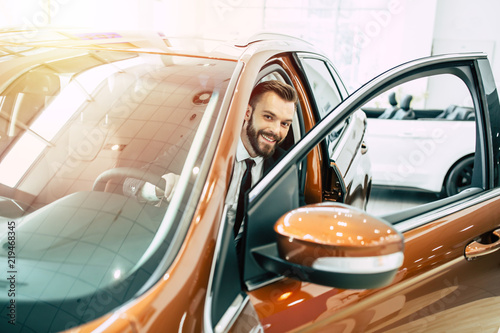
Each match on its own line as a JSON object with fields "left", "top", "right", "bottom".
{"left": 0, "top": 30, "right": 499, "bottom": 332}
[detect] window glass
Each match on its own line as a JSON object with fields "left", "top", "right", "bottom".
{"left": 363, "top": 74, "right": 477, "bottom": 216}
{"left": 0, "top": 48, "right": 235, "bottom": 330}
{"left": 301, "top": 58, "right": 343, "bottom": 119}
{"left": 301, "top": 57, "right": 347, "bottom": 158}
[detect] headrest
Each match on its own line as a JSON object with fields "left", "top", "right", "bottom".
{"left": 400, "top": 94, "right": 413, "bottom": 111}
{"left": 447, "top": 106, "right": 474, "bottom": 120}
{"left": 436, "top": 104, "right": 456, "bottom": 118}
{"left": 388, "top": 92, "right": 397, "bottom": 106}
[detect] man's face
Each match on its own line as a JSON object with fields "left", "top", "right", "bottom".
{"left": 242, "top": 91, "right": 295, "bottom": 158}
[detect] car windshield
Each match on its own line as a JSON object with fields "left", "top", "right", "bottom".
{"left": 0, "top": 46, "right": 236, "bottom": 330}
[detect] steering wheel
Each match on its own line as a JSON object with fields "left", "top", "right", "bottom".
{"left": 93, "top": 167, "right": 164, "bottom": 192}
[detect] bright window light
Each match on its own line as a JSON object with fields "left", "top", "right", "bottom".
{"left": 0, "top": 57, "right": 145, "bottom": 188}
{"left": 0, "top": 132, "right": 46, "bottom": 187}
{"left": 8, "top": 93, "right": 24, "bottom": 137}
{"left": 30, "top": 83, "right": 88, "bottom": 141}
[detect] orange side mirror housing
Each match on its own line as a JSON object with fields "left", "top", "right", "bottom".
{"left": 253, "top": 203, "right": 404, "bottom": 289}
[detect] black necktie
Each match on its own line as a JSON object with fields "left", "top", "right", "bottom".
{"left": 234, "top": 159, "right": 254, "bottom": 236}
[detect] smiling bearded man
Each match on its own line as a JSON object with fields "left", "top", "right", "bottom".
{"left": 241, "top": 81, "right": 296, "bottom": 159}
{"left": 231, "top": 80, "right": 297, "bottom": 239}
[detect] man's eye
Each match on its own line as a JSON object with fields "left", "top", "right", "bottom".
{"left": 282, "top": 123, "right": 290, "bottom": 128}
{"left": 264, "top": 115, "right": 272, "bottom": 120}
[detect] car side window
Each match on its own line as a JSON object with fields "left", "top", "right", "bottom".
{"left": 300, "top": 57, "right": 343, "bottom": 118}
{"left": 299, "top": 57, "right": 349, "bottom": 150}
{"left": 363, "top": 74, "right": 478, "bottom": 217}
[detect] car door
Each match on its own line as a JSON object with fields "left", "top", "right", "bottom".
{"left": 202, "top": 53, "right": 500, "bottom": 332}
{"left": 296, "top": 54, "right": 371, "bottom": 210}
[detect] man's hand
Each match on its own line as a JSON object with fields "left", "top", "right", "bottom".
{"left": 139, "top": 173, "right": 180, "bottom": 204}
{"left": 162, "top": 173, "right": 180, "bottom": 202}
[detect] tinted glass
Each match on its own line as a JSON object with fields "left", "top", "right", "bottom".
{"left": 301, "top": 57, "right": 347, "bottom": 154}
{"left": 301, "top": 57, "right": 342, "bottom": 119}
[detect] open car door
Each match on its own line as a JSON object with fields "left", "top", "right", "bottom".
{"left": 206, "top": 53, "right": 500, "bottom": 332}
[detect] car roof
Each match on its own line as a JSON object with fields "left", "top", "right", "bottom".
{"left": 0, "top": 29, "right": 320, "bottom": 62}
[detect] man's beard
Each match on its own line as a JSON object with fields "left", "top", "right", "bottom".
{"left": 246, "top": 113, "right": 282, "bottom": 158}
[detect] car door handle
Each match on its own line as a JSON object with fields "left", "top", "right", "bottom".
{"left": 361, "top": 142, "right": 368, "bottom": 154}
{"left": 465, "top": 228, "right": 500, "bottom": 260}
{"left": 398, "top": 130, "right": 427, "bottom": 138}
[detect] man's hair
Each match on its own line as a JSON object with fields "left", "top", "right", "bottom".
{"left": 249, "top": 80, "right": 298, "bottom": 109}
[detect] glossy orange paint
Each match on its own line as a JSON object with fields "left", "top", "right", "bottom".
{"left": 247, "top": 195, "right": 500, "bottom": 332}
{"left": 276, "top": 56, "right": 324, "bottom": 204}
{"left": 465, "top": 227, "right": 500, "bottom": 259}
{"left": 274, "top": 203, "right": 403, "bottom": 265}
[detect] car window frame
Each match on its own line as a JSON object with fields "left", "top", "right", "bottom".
{"left": 295, "top": 53, "right": 348, "bottom": 151}
{"left": 294, "top": 53, "right": 357, "bottom": 202}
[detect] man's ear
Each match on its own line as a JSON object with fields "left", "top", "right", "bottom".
{"left": 245, "top": 105, "right": 252, "bottom": 120}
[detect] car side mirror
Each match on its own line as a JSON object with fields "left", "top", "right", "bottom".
{"left": 252, "top": 203, "right": 404, "bottom": 289}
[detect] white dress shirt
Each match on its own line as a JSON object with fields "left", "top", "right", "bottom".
{"left": 225, "top": 138, "right": 264, "bottom": 228}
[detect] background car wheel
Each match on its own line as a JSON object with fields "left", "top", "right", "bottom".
{"left": 444, "top": 156, "right": 474, "bottom": 197}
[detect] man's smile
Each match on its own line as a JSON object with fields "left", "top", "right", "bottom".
{"left": 261, "top": 133, "right": 277, "bottom": 143}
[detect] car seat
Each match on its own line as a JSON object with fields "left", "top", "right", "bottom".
{"left": 436, "top": 104, "right": 457, "bottom": 119}
{"left": 378, "top": 92, "right": 399, "bottom": 119}
{"left": 391, "top": 94, "right": 415, "bottom": 120}
{"left": 438, "top": 105, "right": 474, "bottom": 120}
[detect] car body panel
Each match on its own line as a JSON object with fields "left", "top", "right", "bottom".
{"left": 248, "top": 191, "right": 500, "bottom": 332}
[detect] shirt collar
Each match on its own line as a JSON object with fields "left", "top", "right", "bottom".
{"left": 237, "top": 138, "right": 264, "bottom": 166}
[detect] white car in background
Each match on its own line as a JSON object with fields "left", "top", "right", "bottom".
{"left": 364, "top": 87, "right": 476, "bottom": 197}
